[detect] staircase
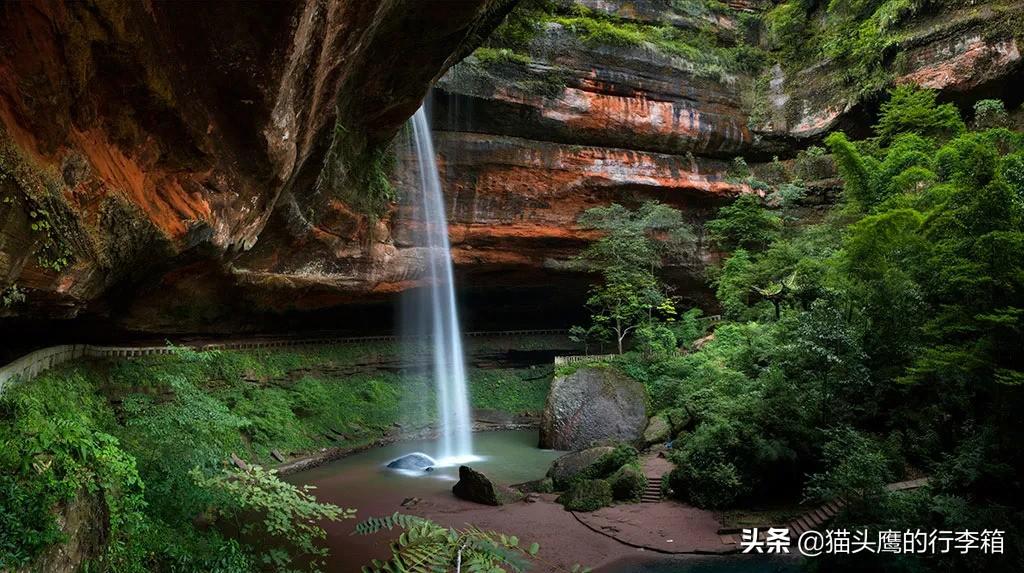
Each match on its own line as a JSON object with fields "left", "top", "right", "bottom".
{"left": 641, "top": 476, "right": 663, "bottom": 503}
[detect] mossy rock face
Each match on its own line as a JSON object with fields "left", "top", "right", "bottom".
{"left": 664, "top": 407, "right": 692, "bottom": 436}
{"left": 539, "top": 366, "right": 647, "bottom": 450}
{"left": 512, "top": 476, "right": 554, "bottom": 494}
{"left": 559, "top": 479, "right": 613, "bottom": 512}
{"left": 577, "top": 444, "right": 639, "bottom": 482}
{"left": 609, "top": 464, "right": 647, "bottom": 501}
{"left": 643, "top": 413, "right": 672, "bottom": 446}
{"left": 547, "top": 446, "right": 615, "bottom": 490}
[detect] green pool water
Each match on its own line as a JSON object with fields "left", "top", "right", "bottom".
{"left": 287, "top": 430, "right": 562, "bottom": 570}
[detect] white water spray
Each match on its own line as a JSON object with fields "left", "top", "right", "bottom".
{"left": 408, "top": 105, "right": 475, "bottom": 465}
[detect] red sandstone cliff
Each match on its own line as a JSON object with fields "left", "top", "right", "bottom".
{"left": 0, "top": 0, "right": 1020, "bottom": 332}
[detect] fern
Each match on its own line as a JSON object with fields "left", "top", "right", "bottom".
{"left": 354, "top": 514, "right": 540, "bottom": 573}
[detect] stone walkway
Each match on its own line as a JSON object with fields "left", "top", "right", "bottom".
{"left": 574, "top": 452, "right": 932, "bottom": 555}
{"left": 571, "top": 453, "right": 734, "bottom": 554}
{"left": 717, "top": 478, "right": 931, "bottom": 549}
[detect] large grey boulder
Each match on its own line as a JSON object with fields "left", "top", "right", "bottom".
{"left": 546, "top": 446, "right": 614, "bottom": 489}
{"left": 538, "top": 366, "right": 647, "bottom": 451}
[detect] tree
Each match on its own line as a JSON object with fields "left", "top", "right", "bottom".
{"left": 706, "top": 194, "right": 781, "bottom": 252}
{"left": 574, "top": 201, "right": 692, "bottom": 353}
{"left": 873, "top": 85, "right": 965, "bottom": 145}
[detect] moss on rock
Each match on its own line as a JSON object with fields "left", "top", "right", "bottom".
{"left": 559, "top": 478, "right": 613, "bottom": 512}
{"left": 609, "top": 464, "right": 646, "bottom": 502}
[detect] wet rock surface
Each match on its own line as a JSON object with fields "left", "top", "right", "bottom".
{"left": 452, "top": 465, "right": 502, "bottom": 506}
{"left": 387, "top": 453, "right": 437, "bottom": 472}
{"left": 539, "top": 367, "right": 647, "bottom": 451}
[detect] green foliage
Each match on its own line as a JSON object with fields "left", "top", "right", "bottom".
{"left": 317, "top": 123, "right": 395, "bottom": 220}
{"left": 642, "top": 86, "right": 1024, "bottom": 572}
{"left": 354, "top": 512, "right": 541, "bottom": 573}
{"left": 192, "top": 464, "right": 353, "bottom": 573}
{"left": 0, "top": 474, "right": 66, "bottom": 568}
{"left": 575, "top": 201, "right": 692, "bottom": 353}
{"left": 560, "top": 479, "right": 614, "bottom": 512}
{"left": 578, "top": 444, "right": 640, "bottom": 481}
{"left": 489, "top": 1, "right": 769, "bottom": 82}
{"left": 0, "top": 368, "right": 146, "bottom": 570}
{"left": 794, "top": 145, "right": 835, "bottom": 181}
{"left": 706, "top": 194, "right": 782, "bottom": 252}
{"left": 608, "top": 464, "right": 647, "bottom": 501}
{"left": 666, "top": 453, "right": 746, "bottom": 508}
{"left": 0, "top": 133, "right": 76, "bottom": 272}
{"left": 1, "top": 284, "right": 25, "bottom": 307}
{"left": 764, "top": 2, "right": 809, "bottom": 59}
{"left": 874, "top": 86, "right": 965, "bottom": 145}
{"left": 805, "top": 427, "right": 895, "bottom": 505}
{"left": 472, "top": 47, "right": 532, "bottom": 66}
{"left": 1, "top": 339, "right": 554, "bottom": 571}
{"left": 974, "top": 99, "right": 1010, "bottom": 130}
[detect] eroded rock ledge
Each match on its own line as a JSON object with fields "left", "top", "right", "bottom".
{"left": 0, "top": 0, "right": 1020, "bottom": 332}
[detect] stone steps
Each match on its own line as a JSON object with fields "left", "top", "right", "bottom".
{"left": 718, "top": 478, "right": 932, "bottom": 551}
{"left": 641, "top": 477, "right": 663, "bottom": 503}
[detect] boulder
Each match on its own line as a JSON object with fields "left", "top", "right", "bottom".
{"left": 664, "top": 407, "right": 693, "bottom": 435}
{"left": 539, "top": 367, "right": 647, "bottom": 450}
{"left": 546, "top": 446, "right": 615, "bottom": 490}
{"left": 643, "top": 414, "right": 672, "bottom": 446}
{"left": 609, "top": 464, "right": 647, "bottom": 501}
{"left": 452, "top": 465, "right": 501, "bottom": 506}
{"left": 559, "top": 479, "right": 613, "bottom": 512}
{"left": 511, "top": 477, "right": 554, "bottom": 494}
{"left": 386, "top": 453, "right": 436, "bottom": 472}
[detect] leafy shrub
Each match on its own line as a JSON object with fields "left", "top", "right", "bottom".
{"left": 874, "top": 86, "right": 965, "bottom": 145}
{"left": 560, "top": 479, "right": 614, "bottom": 512}
{"left": 0, "top": 475, "right": 65, "bottom": 569}
{"left": 764, "top": 2, "right": 808, "bottom": 59}
{"left": 794, "top": 145, "right": 835, "bottom": 181}
{"left": 805, "top": 427, "right": 895, "bottom": 506}
{"left": 666, "top": 453, "right": 746, "bottom": 508}
{"left": 706, "top": 194, "right": 781, "bottom": 252}
{"left": 192, "top": 464, "right": 353, "bottom": 573}
{"left": 973, "top": 99, "right": 1009, "bottom": 130}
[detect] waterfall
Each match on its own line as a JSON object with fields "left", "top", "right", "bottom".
{"left": 407, "top": 105, "right": 475, "bottom": 464}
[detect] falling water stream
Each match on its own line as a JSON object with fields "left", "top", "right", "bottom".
{"left": 407, "top": 105, "right": 475, "bottom": 465}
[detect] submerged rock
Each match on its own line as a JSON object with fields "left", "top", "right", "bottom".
{"left": 539, "top": 367, "right": 647, "bottom": 451}
{"left": 452, "top": 465, "right": 501, "bottom": 506}
{"left": 387, "top": 453, "right": 436, "bottom": 472}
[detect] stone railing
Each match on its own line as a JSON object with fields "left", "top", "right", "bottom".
{"left": 0, "top": 329, "right": 570, "bottom": 394}
{"left": 0, "top": 344, "right": 89, "bottom": 393}
{"left": 553, "top": 353, "right": 617, "bottom": 366}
